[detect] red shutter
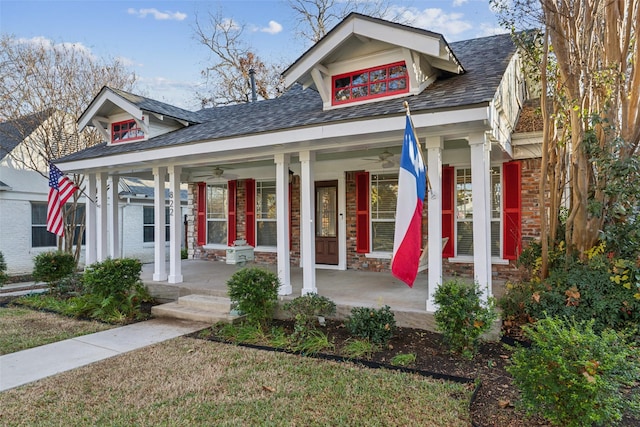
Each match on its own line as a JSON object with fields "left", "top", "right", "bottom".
{"left": 441, "top": 166, "right": 455, "bottom": 258}
{"left": 227, "top": 180, "right": 237, "bottom": 246}
{"left": 197, "top": 182, "right": 207, "bottom": 246}
{"left": 355, "top": 171, "right": 370, "bottom": 253}
{"left": 245, "top": 179, "right": 256, "bottom": 247}
{"left": 503, "top": 161, "right": 522, "bottom": 260}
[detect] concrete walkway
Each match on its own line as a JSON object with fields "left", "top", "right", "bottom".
{"left": 0, "top": 318, "right": 209, "bottom": 392}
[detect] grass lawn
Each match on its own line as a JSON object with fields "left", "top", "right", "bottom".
{"left": 0, "top": 306, "right": 113, "bottom": 355}
{"left": 0, "top": 309, "right": 473, "bottom": 426}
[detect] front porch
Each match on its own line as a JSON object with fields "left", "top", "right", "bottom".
{"left": 142, "top": 260, "right": 506, "bottom": 332}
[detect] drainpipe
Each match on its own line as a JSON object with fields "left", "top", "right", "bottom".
{"left": 249, "top": 68, "right": 257, "bottom": 102}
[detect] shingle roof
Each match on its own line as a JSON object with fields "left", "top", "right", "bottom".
{"left": 0, "top": 109, "right": 55, "bottom": 161}
{"left": 109, "top": 87, "right": 203, "bottom": 124}
{"left": 59, "top": 32, "right": 516, "bottom": 164}
{"left": 119, "top": 177, "right": 188, "bottom": 201}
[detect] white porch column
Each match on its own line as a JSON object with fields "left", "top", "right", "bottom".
{"left": 168, "top": 165, "right": 183, "bottom": 284}
{"left": 108, "top": 175, "right": 120, "bottom": 258}
{"left": 153, "top": 167, "right": 167, "bottom": 281}
{"left": 85, "top": 173, "right": 97, "bottom": 266}
{"left": 274, "top": 154, "right": 292, "bottom": 295}
{"left": 299, "top": 150, "right": 317, "bottom": 295}
{"left": 425, "top": 136, "right": 443, "bottom": 312}
{"left": 469, "top": 133, "right": 492, "bottom": 302}
{"left": 96, "top": 172, "right": 108, "bottom": 261}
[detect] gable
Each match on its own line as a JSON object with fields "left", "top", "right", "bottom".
{"left": 282, "top": 13, "right": 464, "bottom": 109}
{"left": 0, "top": 109, "right": 55, "bottom": 162}
{"left": 77, "top": 86, "right": 201, "bottom": 146}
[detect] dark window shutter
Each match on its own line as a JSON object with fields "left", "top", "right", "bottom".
{"left": 355, "top": 171, "right": 370, "bottom": 253}
{"left": 503, "top": 161, "right": 522, "bottom": 260}
{"left": 228, "top": 180, "right": 237, "bottom": 246}
{"left": 245, "top": 179, "right": 256, "bottom": 247}
{"left": 197, "top": 182, "right": 206, "bottom": 246}
{"left": 442, "top": 166, "right": 455, "bottom": 257}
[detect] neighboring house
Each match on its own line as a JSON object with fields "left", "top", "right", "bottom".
{"left": 0, "top": 112, "right": 187, "bottom": 275}
{"left": 57, "top": 14, "right": 542, "bottom": 311}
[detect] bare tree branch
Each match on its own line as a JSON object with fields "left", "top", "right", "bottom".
{"left": 193, "top": 11, "right": 283, "bottom": 107}
{"left": 0, "top": 35, "right": 137, "bottom": 258}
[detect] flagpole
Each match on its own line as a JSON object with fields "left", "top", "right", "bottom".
{"left": 47, "top": 160, "right": 96, "bottom": 204}
{"left": 403, "top": 101, "right": 432, "bottom": 193}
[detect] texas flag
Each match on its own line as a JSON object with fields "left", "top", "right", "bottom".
{"left": 391, "top": 115, "right": 426, "bottom": 287}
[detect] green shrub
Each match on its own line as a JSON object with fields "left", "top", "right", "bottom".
{"left": 516, "top": 244, "right": 640, "bottom": 333}
{"left": 32, "top": 251, "right": 76, "bottom": 284}
{"left": 226, "top": 267, "right": 280, "bottom": 327}
{"left": 50, "top": 273, "right": 84, "bottom": 297}
{"left": 346, "top": 305, "right": 396, "bottom": 346}
{"left": 83, "top": 258, "right": 142, "bottom": 300}
{"left": 434, "top": 279, "right": 497, "bottom": 359}
{"left": 497, "top": 280, "right": 547, "bottom": 325}
{"left": 181, "top": 248, "right": 188, "bottom": 259}
{"left": 507, "top": 316, "right": 640, "bottom": 426}
{"left": 0, "top": 251, "right": 7, "bottom": 287}
{"left": 284, "top": 293, "right": 336, "bottom": 333}
{"left": 81, "top": 258, "right": 148, "bottom": 322}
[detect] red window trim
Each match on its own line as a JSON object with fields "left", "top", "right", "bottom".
{"left": 111, "top": 119, "right": 144, "bottom": 143}
{"left": 332, "top": 61, "right": 409, "bottom": 106}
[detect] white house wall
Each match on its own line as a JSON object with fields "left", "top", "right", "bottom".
{"left": 0, "top": 170, "right": 185, "bottom": 275}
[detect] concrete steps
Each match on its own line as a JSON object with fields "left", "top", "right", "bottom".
{"left": 151, "top": 294, "right": 244, "bottom": 324}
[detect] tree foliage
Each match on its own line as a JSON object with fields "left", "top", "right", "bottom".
{"left": 493, "top": 0, "right": 640, "bottom": 271}
{"left": 0, "top": 35, "right": 137, "bottom": 259}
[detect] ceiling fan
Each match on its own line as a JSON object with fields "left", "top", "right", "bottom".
{"left": 192, "top": 166, "right": 237, "bottom": 180}
{"left": 365, "top": 149, "right": 398, "bottom": 169}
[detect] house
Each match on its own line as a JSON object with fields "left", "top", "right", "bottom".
{"left": 0, "top": 111, "right": 188, "bottom": 275}
{"left": 56, "top": 13, "right": 542, "bottom": 311}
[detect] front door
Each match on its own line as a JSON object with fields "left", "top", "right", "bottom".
{"left": 315, "top": 180, "right": 339, "bottom": 265}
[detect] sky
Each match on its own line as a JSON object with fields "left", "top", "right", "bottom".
{"left": 0, "top": 0, "right": 506, "bottom": 110}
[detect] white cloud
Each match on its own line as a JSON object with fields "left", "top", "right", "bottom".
{"left": 477, "top": 23, "right": 510, "bottom": 37}
{"left": 138, "top": 76, "right": 201, "bottom": 110}
{"left": 453, "top": 0, "right": 469, "bottom": 6}
{"left": 16, "top": 36, "right": 96, "bottom": 59}
{"left": 127, "top": 8, "right": 187, "bottom": 21}
{"left": 391, "top": 7, "right": 472, "bottom": 37}
{"left": 259, "top": 20, "right": 283, "bottom": 35}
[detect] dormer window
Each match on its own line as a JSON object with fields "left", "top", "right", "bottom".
{"left": 112, "top": 119, "right": 144, "bottom": 143}
{"left": 332, "top": 62, "right": 408, "bottom": 105}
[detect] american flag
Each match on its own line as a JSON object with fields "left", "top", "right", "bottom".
{"left": 47, "top": 163, "right": 78, "bottom": 236}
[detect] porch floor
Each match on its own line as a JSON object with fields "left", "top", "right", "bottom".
{"left": 142, "top": 260, "right": 505, "bottom": 332}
